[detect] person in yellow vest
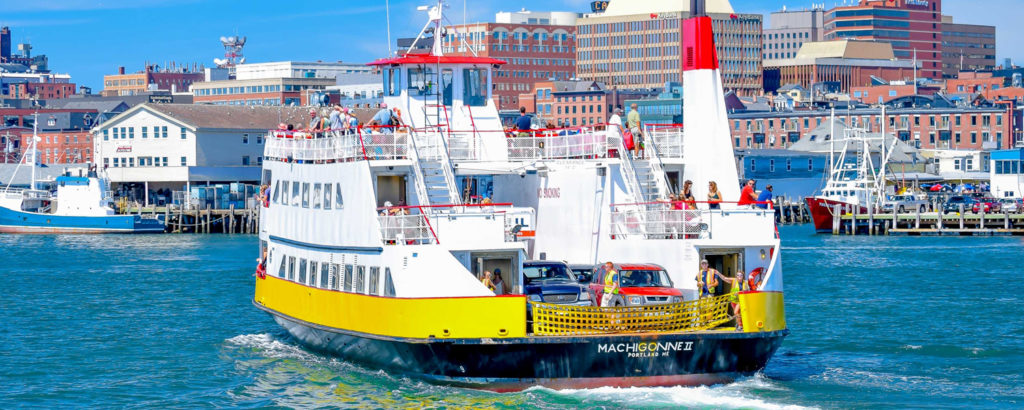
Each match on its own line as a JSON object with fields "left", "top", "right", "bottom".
{"left": 695, "top": 259, "right": 719, "bottom": 299}
{"left": 600, "top": 262, "right": 621, "bottom": 307}
{"left": 716, "top": 269, "right": 746, "bottom": 330}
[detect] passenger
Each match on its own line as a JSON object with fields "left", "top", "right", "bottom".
{"left": 329, "top": 106, "right": 343, "bottom": 133}
{"left": 707, "top": 181, "right": 722, "bottom": 210}
{"left": 492, "top": 269, "right": 505, "bottom": 295}
{"left": 716, "top": 269, "right": 746, "bottom": 330}
{"left": 346, "top": 108, "right": 359, "bottom": 132}
{"left": 515, "top": 107, "right": 532, "bottom": 138}
{"left": 627, "top": 103, "right": 643, "bottom": 158}
{"left": 608, "top": 108, "right": 624, "bottom": 131}
{"left": 737, "top": 179, "right": 759, "bottom": 207}
{"left": 696, "top": 259, "right": 720, "bottom": 299}
{"left": 600, "top": 262, "right": 621, "bottom": 307}
{"left": 481, "top": 270, "right": 497, "bottom": 293}
{"left": 367, "top": 103, "right": 395, "bottom": 130}
{"left": 308, "top": 109, "right": 322, "bottom": 133}
{"left": 680, "top": 180, "right": 696, "bottom": 209}
{"left": 756, "top": 184, "right": 774, "bottom": 209}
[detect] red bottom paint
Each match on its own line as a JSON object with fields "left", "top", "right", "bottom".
{"left": 805, "top": 197, "right": 866, "bottom": 233}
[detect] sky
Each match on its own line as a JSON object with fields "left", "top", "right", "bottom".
{"left": 1, "top": 0, "right": 1019, "bottom": 91}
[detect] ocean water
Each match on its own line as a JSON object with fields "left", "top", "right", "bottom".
{"left": 2, "top": 227, "right": 1022, "bottom": 408}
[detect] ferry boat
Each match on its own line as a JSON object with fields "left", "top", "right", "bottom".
{"left": 253, "top": 0, "right": 786, "bottom": 391}
{"left": 805, "top": 109, "right": 898, "bottom": 233}
{"left": 0, "top": 119, "right": 165, "bottom": 234}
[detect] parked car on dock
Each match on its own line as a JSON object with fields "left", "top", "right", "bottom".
{"left": 881, "top": 195, "right": 929, "bottom": 213}
{"left": 942, "top": 196, "right": 976, "bottom": 214}
{"left": 588, "top": 263, "right": 684, "bottom": 307}
{"left": 972, "top": 198, "right": 1001, "bottom": 213}
{"left": 999, "top": 198, "right": 1022, "bottom": 213}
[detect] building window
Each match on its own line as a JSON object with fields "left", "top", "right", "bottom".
{"left": 103, "top": 130, "right": 109, "bottom": 140}
{"left": 141, "top": 127, "right": 148, "bottom": 139}
{"left": 128, "top": 128, "right": 135, "bottom": 139}
{"left": 162, "top": 126, "right": 168, "bottom": 138}
{"left": 808, "top": 159, "right": 813, "bottom": 171}
{"left": 181, "top": 156, "right": 187, "bottom": 166}
{"left": 242, "top": 155, "right": 250, "bottom": 165}
{"left": 750, "top": 159, "right": 756, "bottom": 172}
{"left": 242, "top": 134, "right": 249, "bottom": 144}
{"left": 181, "top": 128, "right": 187, "bottom": 139}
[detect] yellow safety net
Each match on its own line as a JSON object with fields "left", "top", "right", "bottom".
{"left": 532, "top": 294, "right": 732, "bottom": 336}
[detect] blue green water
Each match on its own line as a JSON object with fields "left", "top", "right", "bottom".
{"left": 2, "top": 226, "right": 1022, "bottom": 408}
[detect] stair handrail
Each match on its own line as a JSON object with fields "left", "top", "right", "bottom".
{"left": 405, "top": 126, "right": 435, "bottom": 212}
{"left": 613, "top": 125, "right": 648, "bottom": 236}
{"left": 643, "top": 124, "right": 675, "bottom": 199}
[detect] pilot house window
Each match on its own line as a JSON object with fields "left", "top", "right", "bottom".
{"left": 463, "top": 68, "right": 488, "bottom": 106}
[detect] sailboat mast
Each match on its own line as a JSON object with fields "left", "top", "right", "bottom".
{"left": 30, "top": 113, "right": 38, "bottom": 191}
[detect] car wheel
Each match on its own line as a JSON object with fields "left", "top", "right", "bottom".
{"left": 898, "top": 205, "right": 905, "bottom": 213}
{"left": 919, "top": 205, "right": 926, "bottom": 213}
{"left": 613, "top": 298, "right": 624, "bottom": 307}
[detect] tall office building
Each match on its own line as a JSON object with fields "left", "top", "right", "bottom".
{"left": 763, "top": 7, "right": 825, "bottom": 60}
{"left": 941, "top": 15, "right": 996, "bottom": 77}
{"left": 576, "top": 0, "right": 763, "bottom": 95}
{"left": 0, "top": 26, "right": 10, "bottom": 62}
{"left": 824, "top": 0, "right": 943, "bottom": 79}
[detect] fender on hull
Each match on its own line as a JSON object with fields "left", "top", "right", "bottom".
{"left": 259, "top": 302, "right": 787, "bottom": 392}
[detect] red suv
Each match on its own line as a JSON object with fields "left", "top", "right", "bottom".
{"left": 589, "top": 263, "right": 684, "bottom": 307}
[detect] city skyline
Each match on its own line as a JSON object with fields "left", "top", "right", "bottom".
{"left": 1, "top": 0, "right": 1018, "bottom": 91}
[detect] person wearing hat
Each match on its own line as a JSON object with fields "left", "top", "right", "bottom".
{"left": 695, "top": 259, "right": 720, "bottom": 299}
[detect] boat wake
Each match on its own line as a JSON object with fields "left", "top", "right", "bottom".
{"left": 534, "top": 375, "right": 813, "bottom": 409}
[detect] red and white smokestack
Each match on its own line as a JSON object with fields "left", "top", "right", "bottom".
{"left": 680, "top": 0, "right": 741, "bottom": 204}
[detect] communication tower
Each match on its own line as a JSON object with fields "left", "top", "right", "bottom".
{"left": 214, "top": 36, "right": 246, "bottom": 68}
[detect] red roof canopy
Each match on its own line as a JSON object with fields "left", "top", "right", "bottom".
{"left": 368, "top": 53, "right": 506, "bottom": 66}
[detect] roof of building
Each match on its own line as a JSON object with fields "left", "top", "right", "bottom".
{"left": 778, "top": 83, "right": 807, "bottom": 92}
{"left": 796, "top": 40, "right": 895, "bottom": 60}
{"left": 788, "top": 119, "right": 922, "bottom": 163}
{"left": 368, "top": 54, "right": 507, "bottom": 66}
{"left": 550, "top": 80, "right": 605, "bottom": 93}
{"left": 599, "top": 0, "right": 734, "bottom": 17}
{"left": 46, "top": 99, "right": 130, "bottom": 114}
{"left": 114, "top": 104, "right": 312, "bottom": 131}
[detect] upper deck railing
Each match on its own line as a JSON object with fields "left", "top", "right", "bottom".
{"left": 377, "top": 202, "right": 534, "bottom": 245}
{"left": 609, "top": 200, "right": 774, "bottom": 240}
{"left": 263, "top": 123, "right": 685, "bottom": 164}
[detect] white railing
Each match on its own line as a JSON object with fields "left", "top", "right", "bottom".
{"left": 506, "top": 129, "right": 611, "bottom": 161}
{"left": 378, "top": 213, "right": 436, "bottom": 245}
{"left": 647, "top": 126, "right": 684, "bottom": 159}
{"left": 610, "top": 207, "right": 709, "bottom": 239}
{"left": 264, "top": 130, "right": 408, "bottom": 163}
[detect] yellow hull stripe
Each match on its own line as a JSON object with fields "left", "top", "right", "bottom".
{"left": 738, "top": 291, "right": 787, "bottom": 332}
{"left": 255, "top": 276, "right": 528, "bottom": 339}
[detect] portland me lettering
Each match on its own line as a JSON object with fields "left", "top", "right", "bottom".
{"left": 597, "top": 341, "right": 693, "bottom": 358}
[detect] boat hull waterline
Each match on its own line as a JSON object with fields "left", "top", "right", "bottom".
{"left": 0, "top": 206, "right": 165, "bottom": 234}
{"left": 805, "top": 197, "right": 867, "bottom": 233}
{"left": 257, "top": 302, "right": 788, "bottom": 392}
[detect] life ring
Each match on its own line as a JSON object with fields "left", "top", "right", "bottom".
{"left": 255, "top": 264, "right": 266, "bottom": 280}
{"left": 747, "top": 267, "right": 764, "bottom": 291}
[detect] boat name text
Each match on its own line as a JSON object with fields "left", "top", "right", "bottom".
{"left": 538, "top": 188, "right": 561, "bottom": 199}
{"left": 597, "top": 341, "right": 693, "bottom": 357}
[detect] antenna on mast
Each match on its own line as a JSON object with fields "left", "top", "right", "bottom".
{"left": 386, "top": 0, "right": 393, "bottom": 56}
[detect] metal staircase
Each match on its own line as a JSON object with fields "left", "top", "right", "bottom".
{"left": 634, "top": 126, "right": 674, "bottom": 202}
{"left": 408, "top": 128, "right": 462, "bottom": 211}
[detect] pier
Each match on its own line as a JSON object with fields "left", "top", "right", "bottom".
{"left": 773, "top": 198, "right": 811, "bottom": 225}
{"left": 122, "top": 204, "right": 261, "bottom": 234}
{"left": 830, "top": 204, "right": 1024, "bottom": 236}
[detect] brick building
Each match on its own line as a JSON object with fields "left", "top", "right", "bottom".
{"left": 522, "top": 80, "right": 657, "bottom": 127}
{"left": 764, "top": 40, "right": 917, "bottom": 95}
{"left": 19, "top": 112, "right": 97, "bottom": 164}
{"left": 102, "top": 64, "right": 204, "bottom": 97}
{"left": 576, "top": 0, "right": 763, "bottom": 96}
{"left": 727, "top": 95, "right": 1015, "bottom": 151}
{"left": 439, "top": 11, "right": 579, "bottom": 110}
{"left": 824, "top": 0, "right": 943, "bottom": 79}
{"left": 850, "top": 82, "right": 940, "bottom": 104}
{"left": 9, "top": 82, "right": 77, "bottom": 99}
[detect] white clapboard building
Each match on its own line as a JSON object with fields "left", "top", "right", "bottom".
{"left": 92, "top": 103, "right": 308, "bottom": 201}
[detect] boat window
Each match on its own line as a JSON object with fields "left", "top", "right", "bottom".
{"left": 441, "top": 68, "right": 453, "bottom": 106}
{"left": 272, "top": 180, "right": 281, "bottom": 204}
{"left": 301, "top": 183, "right": 310, "bottom": 208}
{"left": 324, "top": 184, "right": 333, "bottom": 210}
{"left": 344, "top": 265, "right": 354, "bottom": 292}
{"left": 278, "top": 255, "right": 287, "bottom": 278}
{"left": 291, "top": 180, "right": 300, "bottom": 206}
{"left": 298, "top": 258, "right": 307, "bottom": 284}
{"left": 408, "top": 67, "right": 434, "bottom": 96}
{"left": 280, "top": 181, "right": 289, "bottom": 205}
{"left": 355, "top": 266, "right": 366, "bottom": 294}
{"left": 309, "top": 262, "right": 318, "bottom": 287}
{"left": 288, "top": 256, "right": 296, "bottom": 280}
{"left": 369, "top": 267, "right": 380, "bottom": 295}
{"left": 384, "top": 268, "right": 395, "bottom": 297}
{"left": 335, "top": 183, "right": 344, "bottom": 208}
{"left": 384, "top": 68, "right": 400, "bottom": 96}
{"left": 330, "top": 264, "right": 340, "bottom": 290}
{"left": 320, "top": 263, "right": 330, "bottom": 288}
{"left": 309, "top": 184, "right": 321, "bottom": 210}
{"left": 463, "top": 68, "right": 488, "bottom": 106}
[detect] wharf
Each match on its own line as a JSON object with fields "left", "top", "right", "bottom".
{"left": 831, "top": 205, "right": 1024, "bottom": 236}
{"left": 122, "top": 204, "right": 261, "bottom": 234}
{"left": 774, "top": 199, "right": 811, "bottom": 225}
